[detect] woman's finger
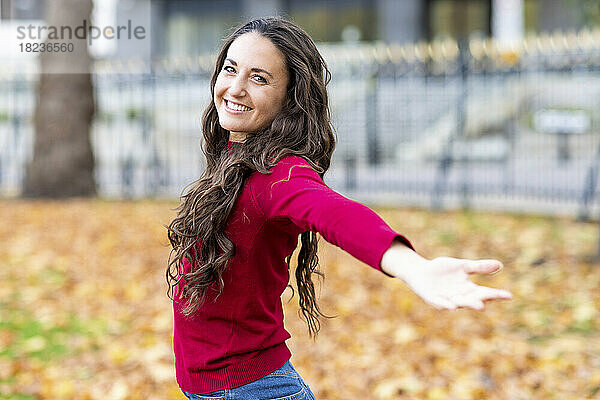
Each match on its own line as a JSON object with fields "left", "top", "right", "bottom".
{"left": 428, "top": 296, "right": 457, "bottom": 310}
{"left": 462, "top": 259, "right": 503, "bottom": 275}
{"left": 452, "top": 294, "right": 485, "bottom": 310}
{"left": 475, "top": 285, "right": 513, "bottom": 301}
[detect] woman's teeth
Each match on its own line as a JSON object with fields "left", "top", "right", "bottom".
{"left": 226, "top": 100, "right": 251, "bottom": 112}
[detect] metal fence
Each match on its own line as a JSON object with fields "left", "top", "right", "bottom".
{"left": 2, "top": 28, "right": 600, "bottom": 218}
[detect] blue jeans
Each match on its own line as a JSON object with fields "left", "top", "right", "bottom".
{"left": 181, "top": 360, "right": 316, "bottom": 400}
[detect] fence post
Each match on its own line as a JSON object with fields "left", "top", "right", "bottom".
{"left": 578, "top": 141, "right": 600, "bottom": 264}
{"left": 457, "top": 39, "right": 471, "bottom": 210}
{"left": 344, "top": 151, "right": 357, "bottom": 192}
{"left": 121, "top": 156, "right": 134, "bottom": 198}
{"left": 431, "top": 38, "right": 470, "bottom": 211}
{"left": 578, "top": 159, "right": 599, "bottom": 222}
{"left": 594, "top": 216, "right": 600, "bottom": 263}
{"left": 366, "top": 65, "right": 380, "bottom": 166}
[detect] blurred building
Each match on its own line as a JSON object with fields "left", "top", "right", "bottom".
{"left": 1, "top": 0, "right": 598, "bottom": 60}
{"left": 151, "top": 0, "right": 598, "bottom": 59}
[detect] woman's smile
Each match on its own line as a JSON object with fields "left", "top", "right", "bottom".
{"left": 224, "top": 99, "right": 253, "bottom": 113}
{"left": 214, "top": 32, "right": 289, "bottom": 141}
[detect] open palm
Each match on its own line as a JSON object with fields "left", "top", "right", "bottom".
{"left": 403, "top": 256, "right": 513, "bottom": 310}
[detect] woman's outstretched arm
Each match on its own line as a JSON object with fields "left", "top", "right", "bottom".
{"left": 253, "top": 154, "right": 512, "bottom": 310}
{"left": 381, "top": 240, "right": 513, "bottom": 311}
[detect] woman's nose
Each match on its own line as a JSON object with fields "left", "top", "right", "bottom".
{"left": 228, "top": 75, "right": 246, "bottom": 96}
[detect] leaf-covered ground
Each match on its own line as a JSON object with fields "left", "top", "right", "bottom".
{"left": 0, "top": 199, "right": 598, "bottom": 400}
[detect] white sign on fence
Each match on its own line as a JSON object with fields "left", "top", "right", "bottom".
{"left": 534, "top": 109, "right": 591, "bottom": 135}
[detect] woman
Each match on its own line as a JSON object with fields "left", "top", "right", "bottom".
{"left": 167, "top": 17, "right": 512, "bottom": 399}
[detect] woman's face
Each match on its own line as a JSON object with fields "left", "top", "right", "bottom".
{"left": 214, "top": 32, "right": 289, "bottom": 142}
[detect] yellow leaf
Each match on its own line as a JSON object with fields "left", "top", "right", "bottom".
{"left": 426, "top": 387, "right": 447, "bottom": 400}
{"left": 393, "top": 324, "right": 418, "bottom": 344}
{"left": 23, "top": 336, "right": 46, "bottom": 353}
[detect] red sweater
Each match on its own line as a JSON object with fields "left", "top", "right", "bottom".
{"left": 173, "top": 140, "right": 414, "bottom": 393}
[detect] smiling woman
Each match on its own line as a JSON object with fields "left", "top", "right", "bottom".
{"left": 214, "top": 32, "right": 289, "bottom": 142}
{"left": 166, "top": 16, "right": 512, "bottom": 400}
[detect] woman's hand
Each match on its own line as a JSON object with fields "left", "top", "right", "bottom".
{"left": 381, "top": 243, "right": 512, "bottom": 310}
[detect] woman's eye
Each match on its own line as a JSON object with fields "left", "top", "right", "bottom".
{"left": 223, "top": 66, "right": 235, "bottom": 73}
{"left": 253, "top": 75, "right": 267, "bottom": 83}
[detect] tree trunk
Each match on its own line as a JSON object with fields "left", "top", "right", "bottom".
{"left": 23, "top": 0, "right": 96, "bottom": 198}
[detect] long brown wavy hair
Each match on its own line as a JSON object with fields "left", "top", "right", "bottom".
{"left": 166, "top": 17, "right": 336, "bottom": 338}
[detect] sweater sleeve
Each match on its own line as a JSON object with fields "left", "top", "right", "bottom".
{"left": 252, "top": 156, "right": 415, "bottom": 275}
